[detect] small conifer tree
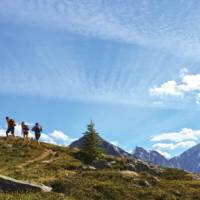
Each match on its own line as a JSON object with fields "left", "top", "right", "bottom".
{"left": 81, "top": 121, "right": 103, "bottom": 164}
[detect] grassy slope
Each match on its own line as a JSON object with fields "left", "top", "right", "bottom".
{"left": 0, "top": 137, "right": 200, "bottom": 200}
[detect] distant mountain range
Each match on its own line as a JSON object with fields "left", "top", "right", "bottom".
{"left": 133, "top": 145, "right": 200, "bottom": 173}
{"left": 132, "top": 146, "right": 172, "bottom": 167}
{"left": 70, "top": 136, "right": 200, "bottom": 173}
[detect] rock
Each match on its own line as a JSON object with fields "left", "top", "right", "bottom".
{"left": 172, "top": 190, "right": 181, "bottom": 197}
{"left": 137, "top": 180, "right": 151, "bottom": 187}
{"left": 78, "top": 164, "right": 96, "bottom": 170}
{"left": 192, "top": 174, "right": 200, "bottom": 180}
{"left": 135, "top": 160, "right": 151, "bottom": 172}
{"left": 125, "top": 163, "right": 137, "bottom": 171}
{"left": 135, "top": 160, "right": 161, "bottom": 175}
{"left": 5, "top": 144, "right": 12, "bottom": 148}
{"left": 88, "top": 166, "right": 96, "bottom": 170}
{"left": 92, "top": 160, "right": 112, "bottom": 170}
{"left": 120, "top": 170, "right": 139, "bottom": 177}
{"left": 109, "top": 161, "right": 116, "bottom": 165}
{"left": 0, "top": 175, "right": 52, "bottom": 192}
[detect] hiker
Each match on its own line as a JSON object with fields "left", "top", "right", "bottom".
{"left": 21, "top": 122, "right": 29, "bottom": 143}
{"left": 6, "top": 116, "right": 16, "bottom": 138}
{"left": 32, "top": 123, "right": 42, "bottom": 144}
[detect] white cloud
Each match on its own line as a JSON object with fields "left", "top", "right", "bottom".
{"left": 40, "top": 133, "right": 57, "bottom": 145}
{"left": 151, "top": 128, "right": 200, "bottom": 143}
{"left": 150, "top": 80, "right": 184, "bottom": 97}
{"left": 154, "top": 149, "right": 171, "bottom": 159}
{"left": 153, "top": 141, "right": 197, "bottom": 150}
{"left": 50, "top": 130, "right": 77, "bottom": 145}
{"left": 150, "top": 69, "right": 200, "bottom": 104}
{"left": 151, "top": 128, "right": 199, "bottom": 156}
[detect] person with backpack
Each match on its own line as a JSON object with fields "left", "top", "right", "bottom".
{"left": 6, "top": 116, "right": 16, "bottom": 138}
{"left": 32, "top": 123, "right": 42, "bottom": 144}
{"left": 21, "top": 122, "right": 29, "bottom": 143}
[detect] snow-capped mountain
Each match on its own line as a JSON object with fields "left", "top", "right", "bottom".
{"left": 133, "top": 146, "right": 171, "bottom": 167}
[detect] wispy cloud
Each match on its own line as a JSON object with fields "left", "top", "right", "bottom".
{"left": 1, "top": 1, "right": 200, "bottom": 106}
{"left": 1, "top": 0, "right": 200, "bottom": 57}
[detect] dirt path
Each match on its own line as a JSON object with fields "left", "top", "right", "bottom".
{"left": 0, "top": 149, "right": 57, "bottom": 173}
{"left": 17, "top": 149, "right": 53, "bottom": 168}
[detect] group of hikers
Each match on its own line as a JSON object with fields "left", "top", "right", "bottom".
{"left": 5, "top": 116, "right": 42, "bottom": 144}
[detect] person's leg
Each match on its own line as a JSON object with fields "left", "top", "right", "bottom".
{"left": 36, "top": 134, "right": 40, "bottom": 145}
{"left": 6, "top": 129, "right": 9, "bottom": 138}
{"left": 23, "top": 133, "right": 25, "bottom": 142}
{"left": 11, "top": 127, "right": 15, "bottom": 138}
{"left": 26, "top": 133, "right": 29, "bottom": 143}
{"left": 6, "top": 127, "right": 11, "bottom": 138}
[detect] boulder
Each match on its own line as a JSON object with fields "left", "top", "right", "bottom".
{"left": 135, "top": 160, "right": 161, "bottom": 175}
{"left": 120, "top": 170, "right": 139, "bottom": 177}
{"left": 92, "top": 160, "right": 112, "bottom": 169}
{"left": 0, "top": 175, "right": 52, "bottom": 192}
{"left": 78, "top": 164, "right": 96, "bottom": 170}
{"left": 125, "top": 163, "right": 137, "bottom": 171}
{"left": 137, "top": 180, "right": 151, "bottom": 187}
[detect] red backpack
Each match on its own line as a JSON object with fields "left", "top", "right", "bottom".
{"left": 9, "top": 119, "right": 16, "bottom": 127}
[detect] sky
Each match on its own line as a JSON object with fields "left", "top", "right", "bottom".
{"left": 1, "top": 0, "right": 200, "bottom": 158}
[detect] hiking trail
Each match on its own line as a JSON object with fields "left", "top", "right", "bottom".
{"left": 17, "top": 149, "right": 55, "bottom": 168}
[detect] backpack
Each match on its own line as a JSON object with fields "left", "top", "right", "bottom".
{"left": 9, "top": 119, "right": 16, "bottom": 127}
{"left": 23, "top": 125, "right": 29, "bottom": 131}
{"left": 32, "top": 125, "right": 42, "bottom": 133}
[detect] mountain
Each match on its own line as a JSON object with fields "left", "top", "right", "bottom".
{"left": 69, "top": 136, "right": 131, "bottom": 157}
{"left": 133, "top": 146, "right": 171, "bottom": 167}
{"left": 169, "top": 143, "right": 200, "bottom": 173}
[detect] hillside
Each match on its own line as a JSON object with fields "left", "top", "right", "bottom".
{"left": 1, "top": 137, "right": 200, "bottom": 200}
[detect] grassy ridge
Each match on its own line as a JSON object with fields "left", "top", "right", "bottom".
{"left": 0, "top": 137, "right": 200, "bottom": 200}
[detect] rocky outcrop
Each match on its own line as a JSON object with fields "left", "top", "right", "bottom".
{"left": 0, "top": 175, "right": 52, "bottom": 192}
{"left": 133, "top": 147, "right": 171, "bottom": 167}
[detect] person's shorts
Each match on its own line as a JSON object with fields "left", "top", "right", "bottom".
{"left": 6, "top": 127, "right": 14, "bottom": 135}
{"left": 35, "top": 133, "right": 41, "bottom": 140}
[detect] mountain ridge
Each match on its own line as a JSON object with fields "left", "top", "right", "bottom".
{"left": 133, "top": 144, "right": 200, "bottom": 173}
{"left": 69, "top": 136, "right": 200, "bottom": 173}
{"left": 69, "top": 135, "right": 131, "bottom": 157}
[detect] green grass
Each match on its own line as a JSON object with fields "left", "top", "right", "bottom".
{"left": 1, "top": 137, "right": 200, "bottom": 200}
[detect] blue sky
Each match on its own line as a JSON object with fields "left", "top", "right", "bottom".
{"left": 1, "top": 0, "right": 200, "bottom": 158}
